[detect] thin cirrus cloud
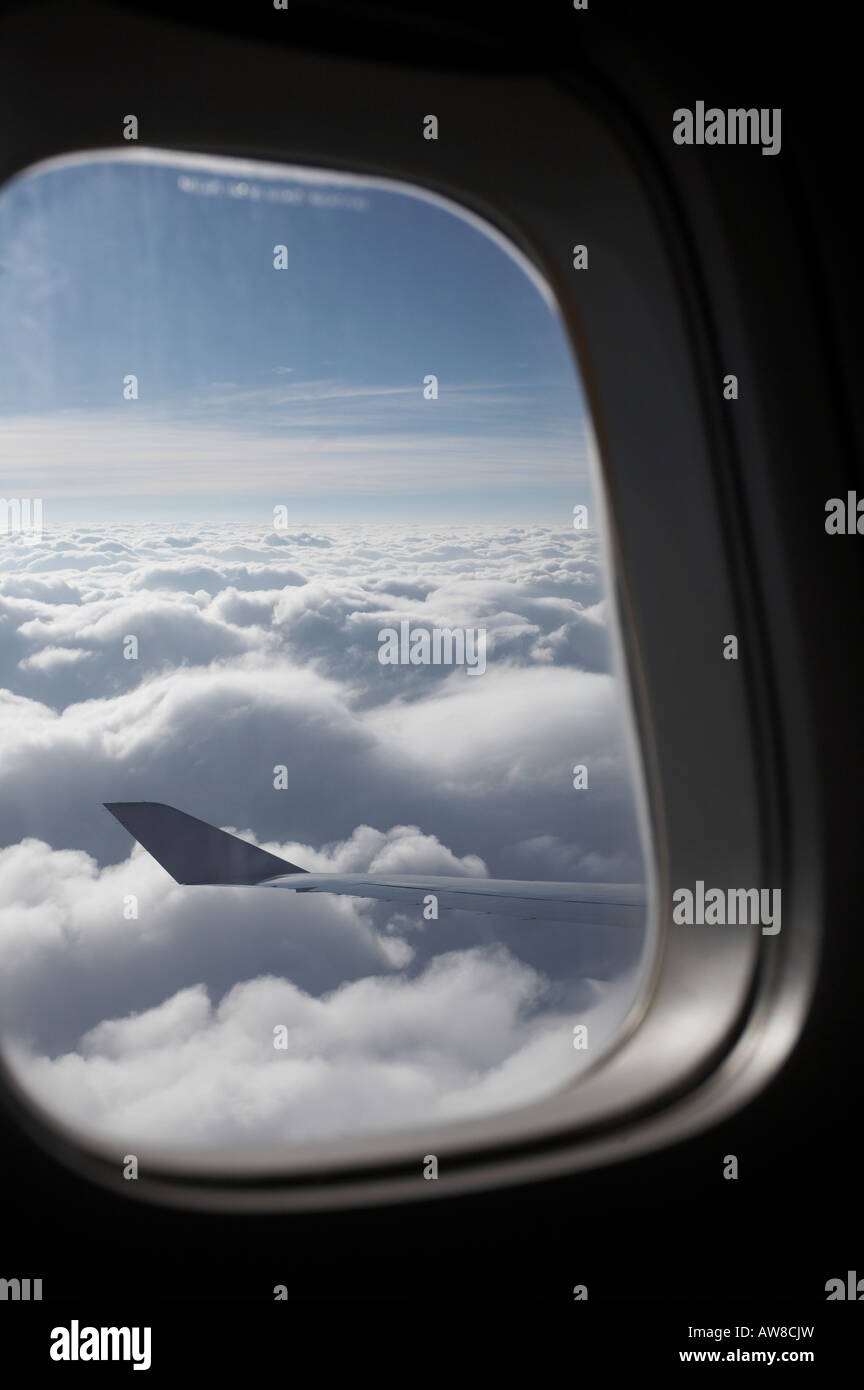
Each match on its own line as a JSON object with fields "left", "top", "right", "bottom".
{"left": 0, "top": 379, "right": 585, "bottom": 500}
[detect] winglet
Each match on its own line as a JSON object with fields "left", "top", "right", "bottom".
{"left": 104, "top": 802, "right": 306, "bottom": 885}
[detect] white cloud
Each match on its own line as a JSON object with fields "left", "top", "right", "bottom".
{"left": 17, "top": 644, "right": 91, "bottom": 672}
{"left": 8, "top": 947, "right": 612, "bottom": 1147}
{"left": 0, "top": 520, "right": 647, "bottom": 1151}
{"left": 0, "top": 410, "right": 586, "bottom": 497}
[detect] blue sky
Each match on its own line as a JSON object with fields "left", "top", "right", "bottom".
{"left": 0, "top": 152, "right": 591, "bottom": 523}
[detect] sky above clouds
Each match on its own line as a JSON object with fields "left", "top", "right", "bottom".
{"left": 0, "top": 152, "right": 649, "bottom": 1156}
{"left": 0, "top": 151, "right": 591, "bottom": 523}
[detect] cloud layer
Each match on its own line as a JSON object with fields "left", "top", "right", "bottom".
{"left": 0, "top": 521, "right": 647, "bottom": 1150}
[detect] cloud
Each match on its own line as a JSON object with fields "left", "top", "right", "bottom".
{"left": 0, "top": 520, "right": 648, "bottom": 1151}
{"left": 8, "top": 947, "right": 623, "bottom": 1147}
{"left": 0, "top": 832, "right": 410, "bottom": 1054}
{"left": 129, "top": 562, "right": 306, "bottom": 594}
{"left": 17, "top": 644, "right": 91, "bottom": 673}
{"left": 0, "top": 407, "right": 586, "bottom": 497}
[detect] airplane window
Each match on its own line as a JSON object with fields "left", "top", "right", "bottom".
{"left": 0, "top": 151, "right": 651, "bottom": 1156}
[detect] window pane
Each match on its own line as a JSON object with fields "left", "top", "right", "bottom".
{"left": 0, "top": 152, "right": 650, "bottom": 1154}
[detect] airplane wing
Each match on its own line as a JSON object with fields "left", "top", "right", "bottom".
{"left": 104, "top": 802, "right": 644, "bottom": 927}
{"left": 104, "top": 801, "right": 307, "bottom": 885}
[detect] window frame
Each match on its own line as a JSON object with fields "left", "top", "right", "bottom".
{"left": 0, "top": 0, "right": 819, "bottom": 1211}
